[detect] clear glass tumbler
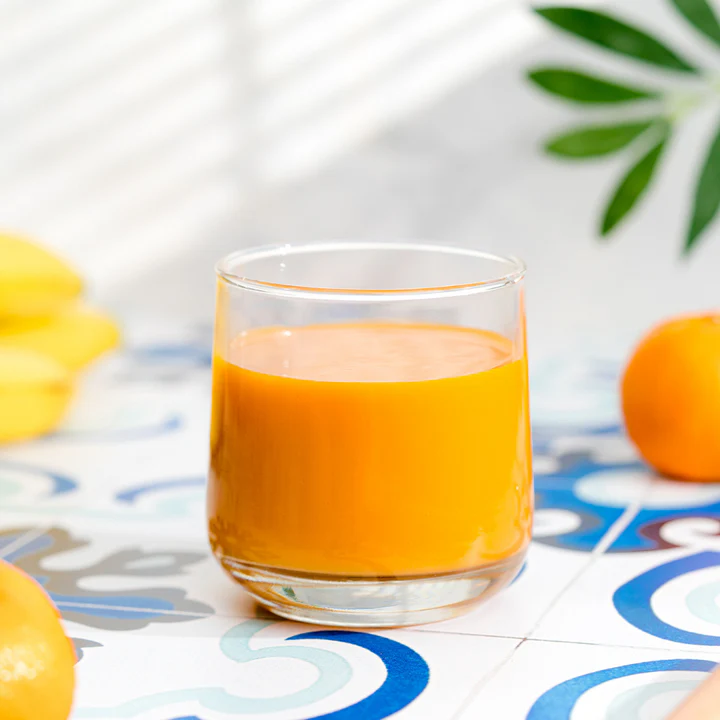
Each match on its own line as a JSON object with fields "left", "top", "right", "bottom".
{"left": 209, "top": 241, "right": 531, "bottom": 626}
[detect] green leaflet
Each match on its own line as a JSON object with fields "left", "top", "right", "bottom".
{"left": 546, "top": 120, "right": 656, "bottom": 158}
{"left": 686, "top": 118, "right": 720, "bottom": 254}
{"left": 670, "top": 0, "right": 720, "bottom": 47}
{"left": 601, "top": 122, "right": 671, "bottom": 235}
{"left": 535, "top": 7, "right": 697, "bottom": 73}
{"left": 528, "top": 68, "right": 659, "bottom": 103}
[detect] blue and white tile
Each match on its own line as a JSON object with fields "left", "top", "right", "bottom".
{"left": 0, "top": 520, "right": 236, "bottom": 629}
{"left": 532, "top": 445, "right": 655, "bottom": 555}
{"left": 68, "top": 614, "right": 520, "bottom": 720}
{"left": 0, "top": 448, "right": 208, "bottom": 541}
{"left": 0, "top": 487, "right": 208, "bottom": 543}
{"left": 607, "top": 475, "right": 720, "bottom": 554}
{"left": 533, "top": 546, "right": 720, "bottom": 652}
{"left": 458, "top": 639, "right": 720, "bottom": 720}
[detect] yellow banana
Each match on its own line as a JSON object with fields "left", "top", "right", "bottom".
{"left": 0, "top": 233, "right": 83, "bottom": 318}
{"left": 0, "top": 306, "right": 121, "bottom": 371}
{"left": 0, "top": 347, "right": 73, "bottom": 442}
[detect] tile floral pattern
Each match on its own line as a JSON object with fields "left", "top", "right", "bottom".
{"left": 2, "top": 335, "right": 718, "bottom": 718}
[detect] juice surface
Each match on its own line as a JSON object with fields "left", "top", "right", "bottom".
{"left": 208, "top": 322, "right": 532, "bottom": 577}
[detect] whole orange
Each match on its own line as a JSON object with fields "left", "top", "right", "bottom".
{"left": 622, "top": 313, "right": 720, "bottom": 482}
{"left": 0, "top": 559, "right": 75, "bottom": 720}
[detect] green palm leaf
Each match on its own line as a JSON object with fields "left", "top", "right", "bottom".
{"left": 601, "top": 123, "right": 671, "bottom": 235}
{"left": 546, "top": 120, "right": 656, "bottom": 157}
{"left": 528, "top": 68, "right": 659, "bottom": 103}
{"left": 685, "top": 118, "right": 720, "bottom": 254}
{"left": 535, "top": 7, "right": 698, "bottom": 73}
{"left": 670, "top": 0, "right": 720, "bottom": 47}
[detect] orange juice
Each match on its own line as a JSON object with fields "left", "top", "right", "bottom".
{"left": 208, "top": 322, "right": 532, "bottom": 578}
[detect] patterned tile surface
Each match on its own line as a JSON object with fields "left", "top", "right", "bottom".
{"left": 2, "top": 335, "right": 718, "bottom": 719}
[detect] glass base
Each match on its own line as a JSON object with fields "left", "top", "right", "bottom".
{"left": 216, "top": 551, "right": 526, "bottom": 627}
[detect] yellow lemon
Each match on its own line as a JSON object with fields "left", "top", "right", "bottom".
{"left": 0, "top": 559, "right": 75, "bottom": 720}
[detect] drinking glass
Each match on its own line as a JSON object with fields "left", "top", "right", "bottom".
{"left": 209, "top": 241, "right": 531, "bottom": 626}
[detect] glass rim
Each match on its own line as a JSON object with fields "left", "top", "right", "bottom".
{"left": 215, "top": 241, "right": 526, "bottom": 302}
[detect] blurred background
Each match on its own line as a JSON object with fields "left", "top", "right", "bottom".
{"left": 3, "top": 0, "right": 720, "bottom": 359}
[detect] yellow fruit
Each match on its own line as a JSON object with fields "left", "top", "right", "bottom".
{"left": 0, "top": 234, "right": 82, "bottom": 317}
{"left": 0, "top": 306, "right": 121, "bottom": 371}
{"left": 0, "top": 348, "right": 73, "bottom": 442}
{"left": 0, "top": 559, "right": 75, "bottom": 720}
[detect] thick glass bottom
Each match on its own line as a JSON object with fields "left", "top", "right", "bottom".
{"left": 215, "top": 550, "right": 527, "bottom": 627}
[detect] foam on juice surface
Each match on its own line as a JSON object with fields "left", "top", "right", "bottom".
{"left": 230, "top": 323, "right": 513, "bottom": 382}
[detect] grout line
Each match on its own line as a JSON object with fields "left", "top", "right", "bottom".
{"left": 521, "top": 556, "right": 598, "bottom": 639}
{"left": 0, "top": 526, "right": 50, "bottom": 561}
{"left": 523, "top": 636, "right": 720, "bottom": 657}
{"left": 523, "top": 478, "right": 652, "bottom": 642}
{"left": 431, "top": 628, "right": 720, "bottom": 657}
{"left": 449, "top": 637, "right": 527, "bottom": 720}
{"left": 523, "top": 506, "right": 642, "bottom": 641}
{"left": 411, "top": 627, "right": 525, "bottom": 641}
{"left": 405, "top": 628, "right": 720, "bottom": 658}
{"left": 592, "top": 496, "right": 647, "bottom": 557}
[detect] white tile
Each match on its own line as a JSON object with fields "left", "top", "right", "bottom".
{"left": 418, "top": 543, "right": 590, "bottom": 638}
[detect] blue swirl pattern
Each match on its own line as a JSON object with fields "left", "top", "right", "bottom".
{"left": 614, "top": 551, "right": 720, "bottom": 645}
{"left": 290, "top": 631, "right": 429, "bottom": 720}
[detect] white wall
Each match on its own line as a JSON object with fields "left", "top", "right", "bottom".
{"left": 0, "top": 0, "right": 537, "bottom": 288}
